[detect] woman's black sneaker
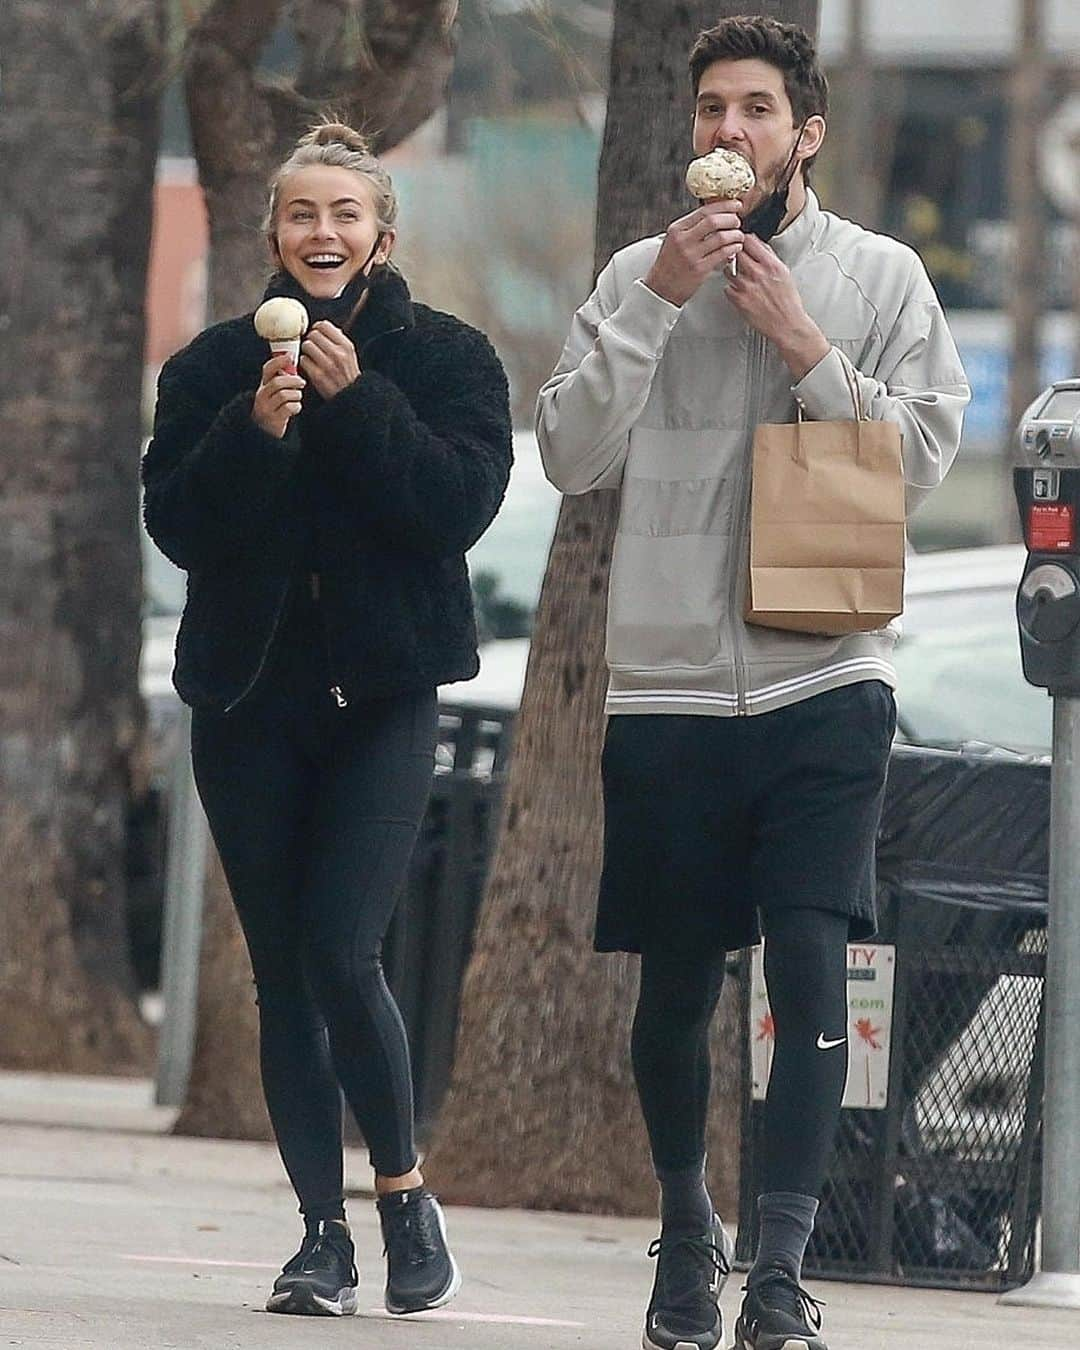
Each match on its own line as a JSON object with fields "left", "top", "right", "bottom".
{"left": 377, "top": 1186, "right": 461, "bottom": 1314}
{"left": 265, "top": 1218, "right": 358, "bottom": 1316}
{"left": 734, "top": 1269, "right": 827, "bottom": 1350}
{"left": 642, "top": 1213, "right": 735, "bottom": 1350}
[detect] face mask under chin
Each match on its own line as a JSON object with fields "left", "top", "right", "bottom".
{"left": 740, "top": 121, "right": 809, "bottom": 242}
{"left": 742, "top": 185, "right": 789, "bottom": 242}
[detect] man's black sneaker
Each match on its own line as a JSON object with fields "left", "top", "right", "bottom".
{"left": 642, "top": 1212, "right": 735, "bottom": 1350}
{"left": 377, "top": 1186, "right": 461, "bottom": 1315}
{"left": 265, "top": 1218, "right": 358, "bottom": 1316}
{"left": 734, "top": 1269, "right": 827, "bottom": 1350}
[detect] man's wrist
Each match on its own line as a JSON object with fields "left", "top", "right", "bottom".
{"left": 642, "top": 267, "right": 687, "bottom": 308}
{"left": 778, "top": 322, "right": 831, "bottom": 381}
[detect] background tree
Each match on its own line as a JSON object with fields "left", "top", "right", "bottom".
{"left": 175, "top": 0, "right": 461, "bottom": 1138}
{"left": 0, "top": 0, "right": 166, "bottom": 1071}
{"left": 426, "top": 0, "right": 819, "bottom": 1216}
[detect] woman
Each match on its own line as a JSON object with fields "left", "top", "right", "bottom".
{"left": 143, "top": 122, "right": 512, "bottom": 1318}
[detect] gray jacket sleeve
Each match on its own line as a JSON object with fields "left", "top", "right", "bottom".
{"left": 792, "top": 254, "right": 971, "bottom": 516}
{"left": 535, "top": 260, "right": 682, "bottom": 495}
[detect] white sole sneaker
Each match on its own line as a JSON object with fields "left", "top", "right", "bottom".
{"left": 384, "top": 1194, "right": 462, "bottom": 1315}
{"left": 266, "top": 1281, "right": 359, "bottom": 1316}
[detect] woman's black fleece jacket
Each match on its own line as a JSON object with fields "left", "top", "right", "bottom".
{"left": 142, "top": 269, "right": 513, "bottom": 711}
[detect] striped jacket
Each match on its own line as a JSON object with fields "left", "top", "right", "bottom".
{"left": 536, "top": 190, "right": 970, "bottom": 718}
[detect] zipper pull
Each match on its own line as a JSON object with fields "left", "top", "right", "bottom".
{"left": 330, "top": 685, "right": 348, "bottom": 709}
{"left": 310, "top": 572, "right": 321, "bottom": 601}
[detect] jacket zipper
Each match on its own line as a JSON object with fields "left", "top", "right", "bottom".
{"left": 310, "top": 571, "right": 348, "bottom": 708}
{"left": 222, "top": 581, "right": 290, "bottom": 714}
{"left": 310, "top": 325, "right": 404, "bottom": 710}
{"left": 225, "top": 327, "right": 406, "bottom": 716}
{"left": 727, "top": 330, "right": 768, "bottom": 715}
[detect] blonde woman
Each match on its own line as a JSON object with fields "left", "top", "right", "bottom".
{"left": 143, "top": 122, "right": 512, "bottom": 1317}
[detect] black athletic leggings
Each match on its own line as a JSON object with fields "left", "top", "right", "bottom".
{"left": 632, "top": 906, "right": 850, "bottom": 1198}
{"left": 191, "top": 684, "right": 437, "bottom": 1221}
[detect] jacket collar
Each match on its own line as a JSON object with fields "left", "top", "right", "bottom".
{"left": 769, "top": 188, "right": 822, "bottom": 269}
{"left": 260, "top": 266, "right": 415, "bottom": 346}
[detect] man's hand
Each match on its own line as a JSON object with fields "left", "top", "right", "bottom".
{"left": 300, "top": 320, "right": 361, "bottom": 401}
{"left": 252, "top": 354, "right": 304, "bottom": 439}
{"left": 643, "top": 202, "right": 744, "bottom": 307}
{"left": 724, "top": 233, "right": 831, "bottom": 379}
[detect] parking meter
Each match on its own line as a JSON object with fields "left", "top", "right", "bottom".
{"left": 1015, "top": 379, "right": 1080, "bottom": 693}
{"left": 1002, "top": 377, "right": 1080, "bottom": 1308}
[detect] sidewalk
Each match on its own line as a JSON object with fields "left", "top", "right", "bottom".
{"left": 0, "top": 1071, "right": 1077, "bottom": 1349}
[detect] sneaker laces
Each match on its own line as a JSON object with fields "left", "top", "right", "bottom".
{"left": 285, "top": 1222, "right": 354, "bottom": 1280}
{"left": 383, "top": 1193, "right": 440, "bottom": 1269}
{"left": 746, "top": 1270, "right": 824, "bottom": 1332}
{"left": 647, "top": 1230, "right": 730, "bottom": 1310}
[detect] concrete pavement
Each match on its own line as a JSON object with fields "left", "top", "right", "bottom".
{"left": 0, "top": 1071, "right": 1077, "bottom": 1349}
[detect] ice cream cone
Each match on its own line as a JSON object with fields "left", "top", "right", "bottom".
{"left": 270, "top": 337, "right": 301, "bottom": 375}
{"left": 253, "top": 298, "right": 309, "bottom": 374}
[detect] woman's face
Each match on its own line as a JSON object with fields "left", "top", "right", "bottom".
{"left": 270, "top": 164, "right": 395, "bottom": 298}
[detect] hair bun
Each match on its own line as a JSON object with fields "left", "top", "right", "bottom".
{"left": 299, "top": 120, "right": 371, "bottom": 155}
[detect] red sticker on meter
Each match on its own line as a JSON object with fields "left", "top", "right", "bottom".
{"left": 1029, "top": 503, "right": 1075, "bottom": 552}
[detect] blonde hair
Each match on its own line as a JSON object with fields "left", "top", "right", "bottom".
{"left": 263, "top": 119, "right": 399, "bottom": 238}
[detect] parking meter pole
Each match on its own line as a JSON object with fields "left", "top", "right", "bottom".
{"left": 154, "top": 704, "right": 208, "bottom": 1108}
{"left": 1044, "top": 694, "right": 1080, "bottom": 1270}
{"left": 1000, "top": 693, "right": 1080, "bottom": 1308}
{"left": 1003, "top": 380, "right": 1080, "bottom": 1308}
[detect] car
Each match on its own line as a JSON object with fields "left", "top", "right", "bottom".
{"left": 892, "top": 543, "right": 1048, "bottom": 756}
{"left": 444, "top": 544, "right": 1049, "bottom": 758}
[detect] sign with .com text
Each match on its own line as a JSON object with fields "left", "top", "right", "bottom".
{"left": 749, "top": 944, "right": 896, "bottom": 1110}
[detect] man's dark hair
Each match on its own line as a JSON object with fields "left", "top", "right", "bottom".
{"left": 689, "top": 15, "right": 829, "bottom": 178}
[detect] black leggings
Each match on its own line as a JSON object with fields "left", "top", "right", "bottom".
{"left": 632, "top": 907, "right": 850, "bottom": 1198}
{"left": 192, "top": 685, "right": 437, "bottom": 1221}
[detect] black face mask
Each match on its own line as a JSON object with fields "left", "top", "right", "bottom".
{"left": 742, "top": 121, "right": 808, "bottom": 242}
{"left": 265, "top": 234, "right": 385, "bottom": 331}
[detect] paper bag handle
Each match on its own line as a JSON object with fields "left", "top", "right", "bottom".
{"left": 841, "top": 360, "right": 866, "bottom": 421}
{"left": 791, "top": 360, "right": 866, "bottom": 467}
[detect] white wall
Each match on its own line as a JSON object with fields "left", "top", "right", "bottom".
{"left": 819, "top": 0, "right": 1080, "bottom": 64}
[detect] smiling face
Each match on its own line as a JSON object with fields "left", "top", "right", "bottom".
{"left": 692, "top": 58, "right": 824, "bottom": 218}
{"left": 270, "top": 164, "right": 395, "bottom": 298}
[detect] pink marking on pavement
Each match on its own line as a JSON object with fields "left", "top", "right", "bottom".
{"left": 120, "top": 1254, "right": 279, "bottom": 1269}
{"left": 364, "top": 1309, "right": 584, "bottom": 1327}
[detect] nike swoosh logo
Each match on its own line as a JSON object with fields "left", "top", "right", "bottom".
{"left": 816, "top": 1033, "right": 847, "bottom": 1051}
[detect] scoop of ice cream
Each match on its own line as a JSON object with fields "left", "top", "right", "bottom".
{"left": 685, "top": 148, "right": 755, "bottom": 202}
{"left": 253, "top": 297, "right": 309, "bottom": 342}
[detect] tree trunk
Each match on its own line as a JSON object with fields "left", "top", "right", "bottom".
{"left": 175, "top": 0, "right": 459, "bottom": 1137}
{"left": 185, "top": 0, "right": 459, "bottom": 321}
{"left": 826, "top": 0, "right": 894, "bottom": 232}
{"left": 1007, "top": 0, "right": 1045, "bottom": 437}
{"left": 425, "top": 0, "right": 819, "bottom": 1216}
{"left": 0, "top": 0, "right": 165, "bottom": 1072}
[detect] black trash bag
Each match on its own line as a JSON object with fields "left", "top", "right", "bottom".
{"left": 894, "top": 1182, "right": 996, "bottom": 1271}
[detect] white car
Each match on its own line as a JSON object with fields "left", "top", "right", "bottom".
{"left": 449, "top": 544, "right": 1049, "bottom": 757}
{"left": 893, "top": 544, "right": 1048, "bottom": 755}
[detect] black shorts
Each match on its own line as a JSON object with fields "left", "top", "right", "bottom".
{"left": 595, "top": 680, "right": 896, "bottom": 954}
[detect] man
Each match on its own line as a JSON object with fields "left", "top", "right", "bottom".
{"left": 536, "top": 15, "right": 969, "bottom": 1350}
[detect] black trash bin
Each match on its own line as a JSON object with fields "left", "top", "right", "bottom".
{"left": 736, "top": 745, "right": 1049, "bottom": 1292}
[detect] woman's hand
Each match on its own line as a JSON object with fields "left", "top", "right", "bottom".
{"left": 252, "top": 354, "right": 305, "bottom": 439}
{"left": 300, "top": 320, "right": 361, "bottom": 400}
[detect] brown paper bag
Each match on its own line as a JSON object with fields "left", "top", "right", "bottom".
{"left": 745, "top": 364, "right": 905, "bottom": 636}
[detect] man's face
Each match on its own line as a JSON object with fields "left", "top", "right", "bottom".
{"left": 692, "top": 58, "right": 805, "bottom": 215}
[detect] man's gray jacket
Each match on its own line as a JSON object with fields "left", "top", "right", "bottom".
{"left": 535, "top": 190, "right": 971, "bottom": 717}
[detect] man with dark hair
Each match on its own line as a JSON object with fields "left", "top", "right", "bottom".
{"left": 537, "top": 13, "right": 969, "bottom": 1350}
